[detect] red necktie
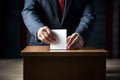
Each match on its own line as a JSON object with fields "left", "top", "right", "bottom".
{"left": 58, "top": 0, "right": 64, "bottom": 20}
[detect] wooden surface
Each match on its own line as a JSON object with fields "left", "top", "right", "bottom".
{"left": 22, "top": 46, "right": 107, "bottom": 80}
{"left": 21, "top": 46, "right": 107, "bottom": 56}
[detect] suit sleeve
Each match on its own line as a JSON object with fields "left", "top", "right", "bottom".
{"left": 75, "top": 0, "right": 96, "bottom": 42}
{"left": 21, "top": 0, "right": 44, "bottom": 40}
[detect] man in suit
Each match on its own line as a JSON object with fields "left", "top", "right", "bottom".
{"left": 21, "top": 0, "right": 95, "bottom": 49}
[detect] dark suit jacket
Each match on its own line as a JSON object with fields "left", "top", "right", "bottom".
{"left": 21, "top": 0, "right": 95, "bottom": 45}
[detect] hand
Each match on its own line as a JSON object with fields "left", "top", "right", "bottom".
{"left": 67, "top": 33, "right": 84, "bottom": 50}
{"left": 37, "top": 26, "right": 56, "bottom": 44}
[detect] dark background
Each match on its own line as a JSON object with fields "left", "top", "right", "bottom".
{"left": 1, "top": 0, "right": 21, "bottom": 58}
{"left": 0, "top": 0, "right": 119, "bottom": 58}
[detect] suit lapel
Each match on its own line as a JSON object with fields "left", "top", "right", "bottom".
{"left": 50, "top": 0, "right": 60, "bottom": 26}
{"left": 61, "top": 0, "right": 72, "bottom": 25}
{"left": 50, "top": 0, "right": 72, "bottom": 26}
{"left": 50, "top": 0, "right": 59, "bottom": 17}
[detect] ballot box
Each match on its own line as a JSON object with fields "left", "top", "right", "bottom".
{"left": 21, "top": 46, "right": 107, "bottom": 80}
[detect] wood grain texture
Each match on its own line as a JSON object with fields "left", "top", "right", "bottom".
{"left": 21, "top": 46, "right": 107, "bottom": 56}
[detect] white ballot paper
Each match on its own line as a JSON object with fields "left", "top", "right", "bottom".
{"left": 50, "top": 29, "right": 67, "bottom": 49}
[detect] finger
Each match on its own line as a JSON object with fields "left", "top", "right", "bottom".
{"left": 37, "top": 26, "right": 56, "bottom": 44}
{"left": 40, "top": 32, "right": 52, "bottom": 44}
{"left": 71, "top": 36, "right": 80, "bottom": 46}
{"left": 50, "top": 31, "right": 57, "bottom": 41}
{"left": 45, "top": 27, "right": 56, "bottom": 41}
{"left": 75, "top": 39, "right": 84, "bottom": 49}
{"left": 68, "top": 36, "right": 79, "bottom": 49}
{"left": 67, "top": 36, "right": 71, "bottom": 43}
{"left": 73, "top": 33, "right": 84, "bottom": 49}
{"left": 44, "top": 26, "right": 51, "bottom": 34}
{"left": 67, "top": 33, "right": 77, "bottom": 46}
{"left": 67, "top": 34, "right": 78, "bottom": 49}
{"left": 43, "top": 31, "right": 55, "bottom": 43}
{"left": 74, "top": 42, "right": 82, "bottom": 49}
{"left": 67, "top": 33, "right": 85, "bottom": 49}
{"left": 43, "top": 31, "right": 57, "bottom": 44}
{"left": 67, "top": 36, "right": 71, "bottom": 49}
{"left": 79, "top": 40, "right": 84, "bottom": 47}
{"left": 47, "top": 32, "right": 56, "bottom": 43}
{"left": 45, "top": 26, "right": 55, "bottom": 39}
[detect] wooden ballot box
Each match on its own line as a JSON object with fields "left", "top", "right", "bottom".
{"left": 21, "top": 46, "right": 107, "bottom": 80}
